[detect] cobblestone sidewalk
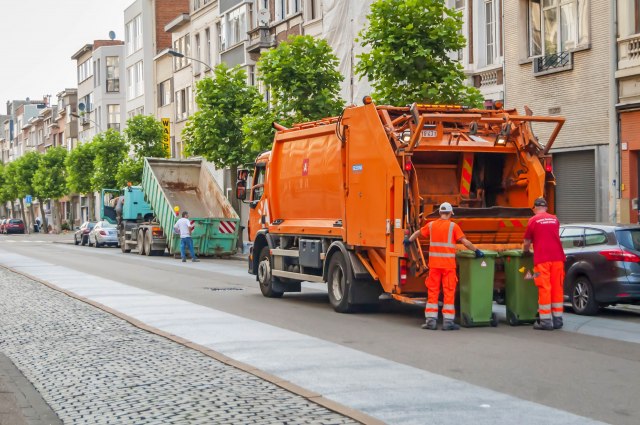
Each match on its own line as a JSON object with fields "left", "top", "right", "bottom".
{"left": 0, "top": 268, "right": 357, "bottom": 425}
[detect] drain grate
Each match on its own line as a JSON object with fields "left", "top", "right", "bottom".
{"left": 203, "top": 287, "right": 244, "bottom": 292}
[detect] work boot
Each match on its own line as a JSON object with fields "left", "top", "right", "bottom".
{"left": 442, "top": 319, "right": 460, "bottom": 331}
{"left": 533, "top": 319, "right": 554, "bottom": 331}
{"left": 182, "top": 258, "right": 186, "bottom": 262}
{"left": 420, "top": 318, "right": 437, "bottom": 330}
{"left": 192, "top": 258, "right": 200, "bottom": 262}
{"left": 553, "top": 316, "right": 563, "bottom": 329}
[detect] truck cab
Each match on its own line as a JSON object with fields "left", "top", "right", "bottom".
{"left": 101, "top": 187, "right": 154, "bottom": 224}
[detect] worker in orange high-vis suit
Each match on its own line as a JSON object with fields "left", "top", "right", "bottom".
{"left": 523, "top": 197, "right": 566, "bottom": 331}
{"left": 405, "top": 202, "right": 484, "bottom": 331}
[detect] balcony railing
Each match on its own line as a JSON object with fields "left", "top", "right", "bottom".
{"left": 533, "top": 51, "right": 573, "bottom": 75}
{"left": 246, "top": 26, "right": 275, "bottom": 54}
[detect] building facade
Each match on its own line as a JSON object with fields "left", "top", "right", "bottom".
{"left": 504, "top": 0, "right": 613, "bottom": 224}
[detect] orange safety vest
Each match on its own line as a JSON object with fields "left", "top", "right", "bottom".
{"left": 427, "top": 220, "right": 458, "bottom": 269}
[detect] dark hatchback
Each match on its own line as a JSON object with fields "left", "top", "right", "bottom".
{"left": 560, "top": 224, "right": 640, "bottom": 315}
{"left": 3, "top": 219, "right": 25, "bottom": 234}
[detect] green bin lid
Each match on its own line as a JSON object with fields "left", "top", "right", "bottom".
{"left": 456, "top": 249, "right": 498, "bottom": 258}
{"left": 500, "top": 249, "right": 529, "bottom": 257}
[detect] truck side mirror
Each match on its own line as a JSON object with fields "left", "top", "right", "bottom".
{"left": 237, "top": 169, "right": 249, "bottom": 182}
{"left": 236, "top": 180, "right": 247, "bottom": 201}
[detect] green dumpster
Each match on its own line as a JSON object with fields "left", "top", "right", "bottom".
{"left": 502, "top": 250, "right": 539, "bottom": 326}
{"left": 456, "top": 250, "right": 499, "bottom": 327}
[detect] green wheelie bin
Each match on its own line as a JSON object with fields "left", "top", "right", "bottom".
{"left": 502, "top": 250, "right": 539, "bottom": 326}
{"left": 456, "top": 250, "right": 499, "bottom": 327}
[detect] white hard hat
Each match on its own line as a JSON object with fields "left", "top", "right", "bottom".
{"left": 439, "top": 202, "right": 454, "bottom": 215}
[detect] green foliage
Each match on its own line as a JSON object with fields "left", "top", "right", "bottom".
{"left": 124, "top": 115, "right": 167, "bottom": 158}
{"left": 182, "top": 63, "right": 262, "bottom": 169}
{"left": 2, "top": 161, "right": 21, "bottom": 201}
{"left": 91, "top": 129, "right": 128, "bottom": 190}
{"left": 33, "top": 147, "right": 68, "bottom": 200}
{"left": 14, "top": 152, "right": 41, "bottom": 198}
{"left": 356, "top": 0, "right": 483, "bottom": 107}
{"left": 244, "top": 35, "right": 345, "bottom": 152}
{"left": 115, "top": 158, "right": 143, "bottom": 187}
{"left": 65, "top": 142, "right": 96, "bottom": 195}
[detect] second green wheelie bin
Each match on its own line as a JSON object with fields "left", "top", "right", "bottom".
{"left": 502, "top": 250, "right": 539, "bottom": 326}
{"left": 456, "top": 250, "right": 499, "bottom": 327}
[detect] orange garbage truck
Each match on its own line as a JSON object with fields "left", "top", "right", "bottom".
{"left": 237, "top": 101, "right": 564, "bottom": 312}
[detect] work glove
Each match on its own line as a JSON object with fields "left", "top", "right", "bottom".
{"left": 474, "top": 249, "right": 485, "bottom": 258}
{"left": 403, "top": 237, "right": 412, "bottom": 251}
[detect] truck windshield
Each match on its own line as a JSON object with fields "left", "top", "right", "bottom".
{"left": 252, "top": 165, "right": 266, "bottom": 200}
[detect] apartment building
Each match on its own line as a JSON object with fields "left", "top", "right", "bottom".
{"left": 617, "top": 0, "right": 640, "bottom": 223}
{"left": 504, "top": 0, "right": 613, "bottom": 224}
{"left": 54, "top": 89, "right": 79, "bottom": 151}
{"left": 124, "top": 0, "right": 189, "bottom": 119}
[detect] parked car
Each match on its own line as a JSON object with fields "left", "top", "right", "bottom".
{"left": 4, "top": 219, "right": 25, "bottom": 234}
{"left": 560, "top": 224, "right": 640, "bottom": 315}
{"left": 88, "top": 221, "right": 118, "bottom": 248}
{"left": 0, "top": 219, "right": 7, "bottom": 233}
{"left": 74, "top": 221, "right": 96, "bottom": 246}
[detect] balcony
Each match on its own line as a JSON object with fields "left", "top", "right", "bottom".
{"left": 246, "top": 26, "right": 275, "bottom": 54}
{"left": 617, "top": 34, "right": 640, "bottom": 75}
{"left": 533, "top": 51, "right": 573, "bottom": 76}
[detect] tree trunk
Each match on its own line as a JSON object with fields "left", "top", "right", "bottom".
{"left": 29, "top": 202, "right": 37, "bottom": 234}
{"left": 19, "top": 198, "right": 29, "bottom": 234}
{"left": 38, "top": 198, "right": 49, "bottom": 234}
{"left": 53, "top": 200, "right": 62, "bottom": 233}
{"left": 88, "top": 193, "right": 95, "bottom": 221}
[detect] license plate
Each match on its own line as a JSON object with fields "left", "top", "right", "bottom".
{"left": 421, "top": 130, "right": 437, "bottom": 138}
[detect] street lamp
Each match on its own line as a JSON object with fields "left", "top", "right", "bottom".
{"left": 167, "top": 49, "right": 213, "bottom": 73}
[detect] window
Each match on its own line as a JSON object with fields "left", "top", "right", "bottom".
{"left": 485, "top": 0, "right": 495, "bottom": 65}
{"left": 193, "top": 0, "right": 201, "bottom": 11}
{"left": 217, "top": 21, "right": 226, "bottom": 51}
{"left": 106, "top": 57, "right": 120, "bottom": 92}
{"left": 125, "top": 14, "right": 143, "bottom": 55}
{"left": 251, "top": 165, "right": 266, "bottom": 200}
{"left": 454, "top": 0, "right": 465, "bottom": 61}
{"left": 560, "top": 227, "right": 584, "bottom": 249}
{"left": 304, "top": 0, "right": 319, "bottom": 21}
{"left": 529, "top": 0, "right": 589, "bottom": 57}
{"left": 127, "top": 61, "right": 144, "bottom": 99}
{"left": 173, "top": 35, "right": 191, "bottom": 69}
{"left": 584, "top": 228, "right": 607, "bottom": 246}
{"left": 175, "top": 87, "right": 192, "bottom": 121}
{"left": 616, "top": 229, "right": 640, "bottom": 251}
{"left": 107, "top": 105, "right": 120, "bottom": 131}
{"left": 79, "top": 93, "right": 93, "bottom": 115}
{"left": 636, "top": 0, "right": 640, "bottom": 34}
{"left": 227, "top": 6, "right": 247, "bottom": 46}
{"left": 94, "top": 59, "right": 100, "bottom": 88}
{"left": 276, "top": 0, "right": 286, "bottom": 20}
{"left": 127, "top": 106, "right": 144, "bottom": 120}
{"left": 205, "top": 28, "right": 211, "bottom": 66}
{"left": 289, "top": 0, "right": 301, "bottom": 14}
{"left": 195, "top": 33, "right": 202, "bottom": 74}
{"left": 77, "top": 59, "right": 93, "bottom": 83}
{"left": 158, "top": 79, "right": 172, "bottom": 107}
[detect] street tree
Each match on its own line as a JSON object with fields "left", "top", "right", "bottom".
{"left": 66, "top": 141, "right": 97, "bottom": 220}
{"left": 0, "top": 164, "right": 11, "bottom": 218}
{"left": 92, "top": 129, "right": 128, "bottom": 192}
{"left": 15, "top": 151, "right": 42, "bottom": 230}
{"left": 356, "top": 0, "right": 483, "bottom": 107}
{"left": 243, "top": 35, "right": 344, "bottom": 151}
{"left": 117, "top": 115, "right": 167, "bottom": 186}
{"left": 33, "top": 147, "right": 68, "bottom": 233}
{"left": 2, "top": 162, "right": 21, "bottom": 221}
{"left": 183, "top": 63, "right": 262, "bottom": 213}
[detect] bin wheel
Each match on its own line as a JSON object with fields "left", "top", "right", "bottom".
{"left": 506, "top": 310, "right": 518, "bottom": 326}
{"left": 461, "top": 313, "right": 471, "bottom": 327}
{"left": 490, "top": 312, "right": 499, "bottom": 327}
{"left": 257, "top": 247, "right": 284, "bottom": 298}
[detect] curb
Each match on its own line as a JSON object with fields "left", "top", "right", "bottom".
{"left": 0, "top": 264, "right": 385, "bottom": 425}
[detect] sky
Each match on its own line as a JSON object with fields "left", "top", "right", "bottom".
{"left": 0, "top": 0, "right": 134, "bottom": 110}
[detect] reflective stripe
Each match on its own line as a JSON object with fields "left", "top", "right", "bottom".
{"left": 425, "top": 311, "right": 438, "bottom": 318}
{"left": 430, "top": 242, "right": 457, "bottom": 248}
{"left": 443, "top": 304, "right": 455, "bottom": 310}
{"left": 539, "top": 304, "right": 551, "bottom": 310}
{"left": 443, "top": 313, "right": 455, "bottom": 319}
{"left": 447, "top": 222, "right": 455, "bottom": 244}
{"left": 539, "top": 313, "right": 552, "bottom": 319}
{"left": 552, "top": 311, "right": 563, "bottom": 317}
{"left": 429, "top": 252, "right": 456, "bottom": 258}
{"left": 425, "top": 303, "right": 439, "bottom": 309}
{"left": 551, "top": 303, "right": 564, "bottom": 308}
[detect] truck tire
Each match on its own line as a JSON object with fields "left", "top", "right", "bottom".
{"left": 144, "top": 231, "right": 153, "bottom": 256}
{"left": 327, "top": 252, "right": 355, "bottom": 313}
{"left": 121, "top": 238, "right": 131, "bottom": 253}
{"left": 137, "top": 231, "right": 146, "bottom": 255}
{"left": 257, "top": 247, "right": 283, "bottom": 298}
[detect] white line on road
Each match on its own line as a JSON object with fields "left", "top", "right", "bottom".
{"left": 0, "top": 249, "right": 602, "bottom": 425}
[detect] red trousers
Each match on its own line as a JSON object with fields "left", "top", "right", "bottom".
{"left": 425, "top": 268, "right": 458, "bottom": 320}
{"left": 533, "top": 261, "right": 565, "bottom": 319}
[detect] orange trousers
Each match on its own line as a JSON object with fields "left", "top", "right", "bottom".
{"left": 425, "top": 268, "right": 458, "bottom": 320}
{"left": 533, "top": 261, "right": 565, "bottom": 319}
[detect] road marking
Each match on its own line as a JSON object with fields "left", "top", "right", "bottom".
{"left": 0, "top": 249, "right": 602, "bottom": 425}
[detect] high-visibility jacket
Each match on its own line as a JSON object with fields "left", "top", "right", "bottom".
{"left": 420, "top": 219, "right": 465, "bottom": 269}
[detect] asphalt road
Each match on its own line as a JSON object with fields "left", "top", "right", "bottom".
{"left": 2, "top": 234, "right": 640, "bottom": 424}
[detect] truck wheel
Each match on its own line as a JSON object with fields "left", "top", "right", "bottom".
{"left": 137, "top": 231, "right": 146, "bottom": 255}
{"left": 144, "top": 231, "right": 153, "bottom": 256}
{"left": 257, "top": 247, "right": 283, "bottom": 298}
{"left": 327, "top": 253, "right": 355, "bottom": 313}
{"left": 121, "top": 238, "right": 131, "bottom": 253}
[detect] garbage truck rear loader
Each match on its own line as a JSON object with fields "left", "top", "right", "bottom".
{"left": 238, "top": 102, "right": 564, "bottom": 312}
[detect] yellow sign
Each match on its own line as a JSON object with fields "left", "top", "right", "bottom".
{"left": 161, "top": 118, "right": 171, "bottom": 158}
